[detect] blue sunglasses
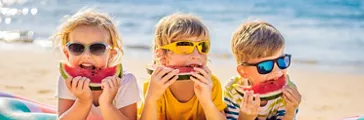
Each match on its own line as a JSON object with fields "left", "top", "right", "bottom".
{"left": 241, "top": 54, "right": 291, "bottom": 74}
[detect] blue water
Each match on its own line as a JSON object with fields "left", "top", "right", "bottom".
{"left": 1, "top": 0, "right": 364, "bottom": 71}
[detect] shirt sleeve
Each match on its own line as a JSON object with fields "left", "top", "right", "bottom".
{"left": 211, "top": 75, "right": 227, "bottom": 111}
{"left": 275, "top": 104, "right": 299, "bottom": 120}
{"left": 224, "top": 92, "right": 240, "bottom": 120}
{"left": 114, "top": 72, "right": 141, "bottom": 109}
{"left": 223, "top": 78, "right": 241, "bottom": 120}
{"left": 56, "top": 76, "right": 76, "bottom": 100}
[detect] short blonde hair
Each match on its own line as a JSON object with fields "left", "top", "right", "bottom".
{"left": 53, "top": 8, "right": 123, "bottom": 65}
{"left": 231, "top": 21, "right": 285, "bottom": 65}
{"left": 152, "top": 13, "right": 209, "bottom": 51}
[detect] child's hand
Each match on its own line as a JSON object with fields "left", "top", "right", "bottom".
{"left": 239, "top": 91, "right": 260, "bottom": 120}
{"left": 65, "top": 76, "right": 92, "bottom": 103}
{"left": 146, "top": 66, "right": 179, "bottom": 101}
{"left": 99, "top": 76, "right": 121, "bottom": 105}
{"left": 190, "top": 66, "right": 213, "bottom": 104}
{"left": 282, "top": 86, "right": 301, "bottom": 114}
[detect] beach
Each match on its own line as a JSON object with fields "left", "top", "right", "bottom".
{"left": 0, "top": 49, "right": 363, "bottom": 120}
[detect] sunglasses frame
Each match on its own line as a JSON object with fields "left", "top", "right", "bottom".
{"left": 66, "top": 42, "right": 111, "bottom": 56}
{"left": 241, "top": 54, "right": 292, "bottom": 74}
{"left": 159, "top": 40, "right": 210, "bottom": 54}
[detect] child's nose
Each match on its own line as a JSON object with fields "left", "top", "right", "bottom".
{"left": 191, "top": 46, "right": 200, "bottom": 55}
{"left": 271, "top": 63, "right": 283, "bottom": 75}
{"left": 80, "top": 49, "right": 92, "bottom": 59}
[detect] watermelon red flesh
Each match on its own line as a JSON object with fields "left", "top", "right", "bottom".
{"left": 235, "top": 75, "right": 288, "bottom": 100}
{"left": 60, "top": 63, "right": 122, "bottom": 90}
{"left": 243, "top": 76, "right": 287, "bottom": 95}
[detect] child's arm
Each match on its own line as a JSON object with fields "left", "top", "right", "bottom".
{"left": 58, "top": 98, "right": 92, "bottom": 120}
{"left": 237, "top": 91, "right": 260, "bottom": 120}
{"left": 100, "top": 103, "right": 138, "bottom": 120}
{"left": 281, "top": 86, "right": 301, "bottom": 120}
{"left": 140, "top": 66, "right": 179, "bottom": 120}
{"left": 99, "top": 75, "right": 140, "bottom": 120}
{"left": 140, "top": 97, "right": 159, "bottom": 120}
{"left": 190, "top": 67, "right": 226, "bottom": 120}
{"left": 58, "top": 77, "right": 93, "bottom": 120}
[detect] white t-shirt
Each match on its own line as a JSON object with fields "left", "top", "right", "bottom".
{"left": 56, "top": 71, "right": 141, "bottom": 117}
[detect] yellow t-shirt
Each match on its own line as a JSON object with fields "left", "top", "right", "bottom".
{"left": 140, "top": 75, "right": 226, "bottom": 120}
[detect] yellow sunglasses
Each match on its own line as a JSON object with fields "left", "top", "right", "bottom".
{"left": 159, "top": 41, "right": 210, "bottom": 54}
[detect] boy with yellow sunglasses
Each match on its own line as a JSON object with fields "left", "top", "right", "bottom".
{"left": 139, "top": 13, "right": 227, "bottom": 120}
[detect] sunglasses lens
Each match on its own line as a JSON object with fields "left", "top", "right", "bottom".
{"left": 257, "top": 61, "right": 274, "bottom": 74}
{"left": 198, "top": 42, "right": 209, "bottom": 53}
{"left": 68, "top": 43, "right": 84, "bottom": 55}
{"left": 277, "top": 55, "right": 291, "bottom": 69}
{"left": 90, "top": 43, "right": 107, "bottom": 56}
{"left": 175, "top": 42, "right": 194, "bottom": 54}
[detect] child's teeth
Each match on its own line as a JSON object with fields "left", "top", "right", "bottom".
{"left": 82, "top": 64, "right": 92, "bottom": 66}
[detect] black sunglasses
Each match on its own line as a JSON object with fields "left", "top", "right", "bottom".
{"left": 66, "top": 42, "right": 110, "bottom": 56}
{"left": 241, "top": 54, "right": 292, "bottom": 74}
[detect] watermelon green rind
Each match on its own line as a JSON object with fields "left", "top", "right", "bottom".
{"left": 60, "top": 63, "right": 70, "bottom": 80}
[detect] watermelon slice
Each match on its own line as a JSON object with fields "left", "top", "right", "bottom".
{"left": 234, "top": 75, "right": 293, "bottom": 100}
{"left": 59, "top": 63, "right": 123, "bottom": 90}
{"left": 146, "top": 65, "right": 202, "bottom": 80}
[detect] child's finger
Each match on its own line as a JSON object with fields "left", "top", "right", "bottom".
{"left": 242, "top": 91, "right": 248, "bottom": 109}
{"left": 247, "top": 91, "right": 254, "bottom": 104}
{"left": 83, "top": 78, "right": 90, "bottom": 90}
{"left": 283, "top": 88, "right": 298, "bottom": 102}
{"left": 164, "top": 75, "right": 178, "bottom": 88}
{"left": 102, "top": 79, "right": 111, "bottom": 90}
{"left": 111, "top": 76, "right": 118, "bottom": 87}
{"left": 161, "top": 69, "right": 178, "bottom": 84}
{"left": 191, "top": 72, "right": 209, "bottom": 84}
{"left": 282, "top": 91, "right": 294, "bottom": 103}
{"left": 290, "top": 87, "right": 302, "bottom": 100}
{"left": 193, "top": 67, "right": 208, "bottom": 78}
{"left": 151, "top": 66, "right": 162, "bottom": 76}
{"left": 72, "top": 76, "right": 82, "bottom": 90}
{"left": 116, "top": 77, "right": 121, "bottom": 88}
{"left": 203, "top": 66, "right": 212, "bottom": 76}
{"left": 190, "top": 76, "right": 204, "bottom": 87}
{"left": 107, "top": 79, "right": 116, "bottom": 89}
{"left": 77, "top": 77, "right": 87, "bottom": 91}
{"left": 254, "top": 94, "right": 261, "bottom": 108}
{"left": 65, "top": 77, "right": 73, "bottom": 90}
{"left": 157, "top": 67, "right": 173, "bottom": 79}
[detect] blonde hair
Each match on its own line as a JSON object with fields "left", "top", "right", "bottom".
{"left": 152, "top": 13, "right": 210, "bottom": 51}
{"left": 231, "top": 20, "right": 285, "bottom": 65}
{"left": 53, "top": 8, "right": 123, "bottom": 65}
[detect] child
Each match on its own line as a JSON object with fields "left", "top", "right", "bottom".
{"left": 224, "top": 21, "right": 301, "bottom": 120}
{"left": 139, "top": 13, "right": 227, "bottom": 120}
{"left": 54, "top": 8, "right": 140, "bottom": 120}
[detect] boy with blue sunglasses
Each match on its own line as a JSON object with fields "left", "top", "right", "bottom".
{"left": 224, "top": 21, "right": 301, "bottom": 120}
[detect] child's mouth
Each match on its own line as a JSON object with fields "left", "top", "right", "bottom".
{"left": 265, "top": 75, "right": 285, "bottom": 82}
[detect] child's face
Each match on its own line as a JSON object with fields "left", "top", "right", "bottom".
{"left": 158, "top": 37, "right": 208, "bottom": 67}
{"left": 237, "top": 49, "right": 288, "bottom": 85}
{"left": 63, "top": 25, "right": 115, "bottom": 69}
